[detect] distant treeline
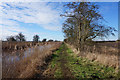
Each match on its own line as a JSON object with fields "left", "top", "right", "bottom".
{"left": 4, "top": 32, "right": 59, "bottom": 42}
{"left": 94, "top": 41, "right": 116, "bottom": 43}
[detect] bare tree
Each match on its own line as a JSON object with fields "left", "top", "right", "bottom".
{"left": 16, "top": 33, "right": 26, "bottom": 41}
{"left": 33, "top": 35, "right": 39, "bottom": 42}
{"left": 61, "top": 2, "right": 117, "bottom": 51}
{"left": 6, "top": 36, "right": 16, "bottom": 42}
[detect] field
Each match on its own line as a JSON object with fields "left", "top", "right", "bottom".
{"left": 2, "top": 41, "right": 120, "bottom": 79}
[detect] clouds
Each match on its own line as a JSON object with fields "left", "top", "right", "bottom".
{"left": 1, "top": 2, "right": 117, "bottom": 41}
{"left": 0, "top": 2, "right": 63, "bottom": 40}
{"left": 0, "top": 19, "right": 26, "bottom": 40}
{"left": 1, "top": 2, "right": 62, "bottom": 28}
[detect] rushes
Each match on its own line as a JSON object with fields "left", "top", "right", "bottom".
{"left": 66, "top": 42, "right": 119, "bottom": 69}
{"left": 2, "top": 42, "right": 62, "bottom": 78}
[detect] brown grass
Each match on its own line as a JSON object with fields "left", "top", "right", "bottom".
{"left": 66, "top": 42, "right": 119, "bottom": 69}
{"left": 2, "top": 41, "right": 55, "bottom": 52}
{"left": 2, "top": 42, "right": 62, "bottom": 78}
{"left": 2, "top": 41, "right": 35, "bottom": 52}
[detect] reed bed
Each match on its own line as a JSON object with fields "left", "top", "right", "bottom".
{"left": 2, "top": 42, "right": 62, "bottom": 78}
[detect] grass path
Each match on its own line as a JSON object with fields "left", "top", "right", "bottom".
{"left": 41, "top": 43, "right": 74, "bottom": 79}
{"left": 40, "top": 43, "right": 117, "bottom": 79}
{"left": 59, "top": 43, "right": 74, "bottom": 78}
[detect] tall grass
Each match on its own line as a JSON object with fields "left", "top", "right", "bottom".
{"left": 66, "top": 42, "right": 119, "bottom": 69}
{"left": 65, "top": 45, "right": 117, "bottom": 79}
{"left": 2, "top": 42, "right": 62, "bottom": 78}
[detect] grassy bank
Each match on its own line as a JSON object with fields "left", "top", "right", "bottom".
{"left": 65, "top": 45, "right": 117, "bottom": 79}
{"left": 43, "top": 43, "right": 118, "bottom": 79}
{"left": 42, "top": 44, "right": 63, "bottom": 78}
{"left": 2, "top": 42, "right": 62, "bottom": 78}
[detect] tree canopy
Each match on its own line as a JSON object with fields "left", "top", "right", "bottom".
{"left": 61, "top": 2, "right": 117, "bottom": 50}
{"left": 42, "top": 38, "right": 47, "bottom": 42}
{"left": 33, "top": 35, "right": 40, "bottom": 42}
{"left": 16, "top": 33, "right": 26, "bottom": 41}
{"left": 6, "top": 33, "right": 26, "bottom": 42}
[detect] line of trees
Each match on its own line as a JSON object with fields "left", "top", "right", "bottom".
{"left": 7, "top": 33, "right": 26, "bottom": 42}
{"left": 61, "top": 2, "right": 117, "bottom": 51}
{"left": 6, "top": 32, "right": 56, "bottom": 42}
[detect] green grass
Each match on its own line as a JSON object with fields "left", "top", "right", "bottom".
{"left": 117, "top": 70, "right": 120, "bottom": 78}
{"left": 65, "top": 44, "right": 117, "bottom": 79}
{"left": 46, "top": 43, "right": 118, "bottom": 79}
{"left": 54, "top": 65, "right": 62, "bottom": 78}
{"left": 47, "top": 44, "right": 64, "bottom": 78}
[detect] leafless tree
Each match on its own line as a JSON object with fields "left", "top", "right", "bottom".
{"left": 61, "top": 2, "right": 117, "bottom": 51}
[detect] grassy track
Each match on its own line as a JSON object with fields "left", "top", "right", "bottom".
{"left": 42, "top": 43, "right": 117, "bottom": 79}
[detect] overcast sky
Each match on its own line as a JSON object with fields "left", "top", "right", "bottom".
{"left": 0, "top": 2, "right": 119, "bottom": 41}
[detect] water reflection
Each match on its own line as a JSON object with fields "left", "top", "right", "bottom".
{"left": 3, "top": 45, "right": 51, "bottom": 64}
{"left": 2, "top": 42, "right": 62, "bottom": 78}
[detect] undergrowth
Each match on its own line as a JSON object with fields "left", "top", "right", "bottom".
{"left": 44, "top": 43, "right": 118, "bottom": 79}
{"left": 65, "top": 45, "right": 118, "bottom": 79}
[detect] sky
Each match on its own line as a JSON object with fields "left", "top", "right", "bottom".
{"left": 0, "top": 2, "right": 119, "bottom": 41}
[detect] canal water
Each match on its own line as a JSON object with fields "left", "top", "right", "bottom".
{"left": 2, "top": 42, "right": 61, "bottom": 78}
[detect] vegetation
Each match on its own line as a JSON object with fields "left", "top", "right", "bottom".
{"left": 65, "top": 45, "right": 117, "bottom": 79}
{"left": 55, "top": 40, "right": 59, "bottom": 42}
{"left": 61, "top": 2, "right": 117, "bottom": 51}
{"left": 7, "top": 36, "right": 16, "bottom": 42}
{"left": 42, "top": 43, "right": 117, "bottom": 79}
{"left": 6, "top": 33, "right": 26, "bottom": 42}
{"left": 45, "top": 52, "right": 62, "bottom": 78}
{"left": 16, "top": 33, "right": 26, "bottom": 41}
{"left": 33, "top": 35, "right": 40, "bottom": 42}
{"left": 117, "top": 39, "right": 120, "bottom": 42}
{"left": 48, "top": 39, "right": 54, "bottom": 42}
{"left": 2, "top": 42, "right": 62, "bottom": 78}
{"left": 42, "top": 38, "right": 47, "bottom": 42}
{"left": 2, "top": 2, "right": 118, "bottom": 79}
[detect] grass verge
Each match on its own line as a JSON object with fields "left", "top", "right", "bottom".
{"left": 42, "top": 44, "right": 64, "bottom": 78}
{"left": 65, "top": 44, "right": 117, "bottom": 79}
{"left": 43, "top": 43, "right": 118, "bottom": 79}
